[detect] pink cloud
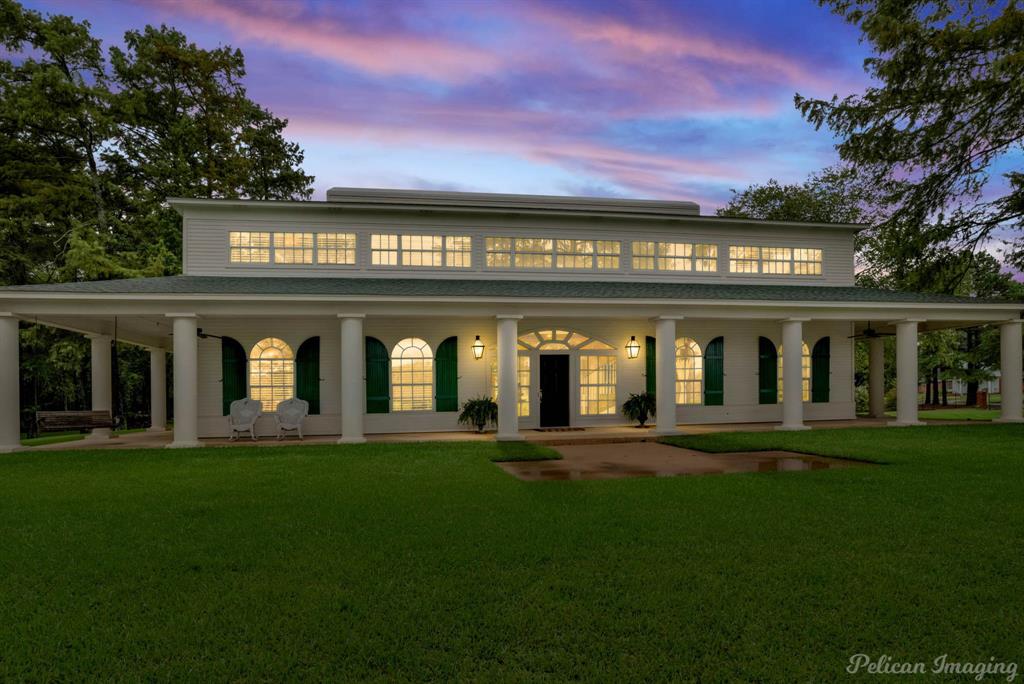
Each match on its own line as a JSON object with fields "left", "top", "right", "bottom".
{"left": 143, "top": 0, "right": 502, "bottom": 83}
{"left": 286, "top": 110, "right": 749, "bottom": 203}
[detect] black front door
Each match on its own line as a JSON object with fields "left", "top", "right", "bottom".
{"left": 539, "top": 354, "right": 570, "bottom": 427}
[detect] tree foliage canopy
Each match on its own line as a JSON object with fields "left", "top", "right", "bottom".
{"left": 795, "top": 0, "right": 1024, "bottom": 272}
{"left": 0, "top": 0, "right": 314, "bottom": 286}
{"left": 0, "top": 0, "right": 314, "bottom": 429}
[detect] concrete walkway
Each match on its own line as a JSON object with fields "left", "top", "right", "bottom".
{"left": 19, "top": 417, "right": 924, "bottom": 452}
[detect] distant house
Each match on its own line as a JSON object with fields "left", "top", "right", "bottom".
{"left": 1, "top": 188, "right": 1021, "bottom": 450}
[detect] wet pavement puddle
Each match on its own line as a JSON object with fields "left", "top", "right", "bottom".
{"left": 497, "top": 442, "right": 868, "bottom": 481}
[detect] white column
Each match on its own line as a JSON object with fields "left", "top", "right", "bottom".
{"left": 0, "top": 314, "right": 21, "bottom": 453}
{"left": 88, "top": 333, "right": 113, "bottom": 439}
{"left": 496, "top": 315, "right": 524, "bottom": 441}
{"left": 338, "top": 314, "right": 366, "bottom": 444}
{"left": 868, "top": 336, "right": 886, "bottom": 419}
{"left": 148, "top": 348, "right": 167, "bottom": 431}
{"left": 653, "top": 317, "right": 679, "bottom": 435}
{"left": 997, "top": 319, "right": 1023, "bottom": 423}
{"left": 777, "top": 318, "right": 810, "bottom": 431}
{"left": 167, "top": 314, "right": 202, "bottom": 448}
{"left": 890, "top": 319, "right": 925, "bottom": 427}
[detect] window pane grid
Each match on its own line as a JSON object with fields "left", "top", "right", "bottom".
{"left": 229, "top": 232, "right": 271, "bottom": 263}
{"left": 273, "top": 232, "right": 314, "bottom": 264}
{"left": 249, "top": 337, "right": 294, "bottom": 411}
{"left": 579, "top": 354, "right": 617, "bottom": 415}
{"left": 514, "top": 238, "right": 553, "bottom": 269}
{"left": 634, "top": 241, "right": 717, "bottom": 271}
{"left": 371, "top": 234, "right": 399, "bottom": 265}
{"left": 445, "top": 236, "right": 472, "bottom": 268}
{"left": 675, "top": 338, "right": 703, "bottom": 405}
{"left": 316, "top": 233, "right": 357, "bottom": 264}
{"left": 778, "top": 342, "right": 811, "bottom": 402}
{"left": 401, "top": 235, "right": 443, "bottom": 267}
{"left": 596, "top": 241, "right": 621, "bottom": 269}
{"left": 730, "top": 245, "right": 823, "bottom": 275}
{"left": 555, "top": 239, "right": 594, "bottom": 269}
{"left": 391, "top": 337, "right": 434, "bottom": 411}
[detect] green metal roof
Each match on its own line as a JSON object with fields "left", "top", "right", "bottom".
{"left": 1, "top": 275, "right": 1020, "bottom": 306}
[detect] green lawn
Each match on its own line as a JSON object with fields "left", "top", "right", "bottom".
{"left": 2, "top": 427, "right": 1023, "bottom": 680}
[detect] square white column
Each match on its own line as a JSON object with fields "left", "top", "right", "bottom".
{"left": 496, "top": 315, "right": 524, "bottom": 441}
{"left": 996, "top": 319, "right": 1023, "bottom": 423}
{"left": 167, "top": 314, "right": 202, "bottom": 448}
{"left": 87, "top": 333, "right": 113, "bottom": 439}
{"left": 0, "top": 314, "right": 21, "bottom": 453}
{"left": 652, "top": 317, "right": 680, "bottom": 435}
{"left": 776, "top": 318, "right": 810, "bottom": 431}
{"left": 890, "top": 319, "right": 925, "bottom": 427}
{"left": 337, "top": 314, "right": 366, "bottom": 444}
{"left": 868, "top": 336, "right": 886, "bottom": 419}
{"left": 148, "top": 348, "right": 167, "bottom": 432}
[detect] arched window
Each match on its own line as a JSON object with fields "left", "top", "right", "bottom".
{"left": 778, "top": 342, "right": 811, "bottom": 402}
{"left": 675, "top": 337, "right": 703, "bottom": 405}
{"left": 392, "top": 337, "right": 433, "bottom": 411}
{"left": 249, "top": 337, "right": 294, "bottom": 411}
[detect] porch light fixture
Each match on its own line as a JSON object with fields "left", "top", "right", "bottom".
{"left": 472, "top": 335, "right": 485, "bottom": 360}
{"left": 626, "top": 335, "right": 640, "bottom": 359}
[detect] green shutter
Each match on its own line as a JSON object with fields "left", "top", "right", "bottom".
{"left": 811, "top": 336, "right": 830, "bottom": 403}
{"left": 704, "top": 336, "right": 724, "bottom": 406}
{"left": 758, "top": 336, "right": 777, "bottom": 405}
{"left": 221, "top": 337, "right": 246, "bottom": 416}
{"left": 645, "top": 335, "right": 656, "bottom": 396}
{"left": 435, "top": 336, "right": 458, "bottom": 412}
{"left": 296, "top": 336, "right": 320, "bottom": 415}
{"left": 366, "top": 336, "right": 390, "bottom": 414}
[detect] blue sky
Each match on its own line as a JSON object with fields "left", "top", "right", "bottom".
{"left": 21, "top": 0, "right": 886, "bottom": 211}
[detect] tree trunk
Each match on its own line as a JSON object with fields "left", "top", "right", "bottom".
{"left": 925, "top": 373, "right": 933, "bottom": 405}
{"left": 941, "top": 371, "right": 948, "bottom": 406}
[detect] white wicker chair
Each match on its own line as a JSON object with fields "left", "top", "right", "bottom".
{"left": 228, "top": 398, "right": 262, "bottom": 441}
{"left": 274, "top": 398, "right": 309, "bottom": 440}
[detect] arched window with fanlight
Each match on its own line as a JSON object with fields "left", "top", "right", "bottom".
{"left": 391, "top": 337, "right": 434, "bottom": 411}
{"left": 778, "top": 342, "right": 811, "bottom": 402}
{"left": 675, "top": 338, "right": 703, "bottom": 405}
{"left": 249, "top": 337, "right": 294, "bottom": 411}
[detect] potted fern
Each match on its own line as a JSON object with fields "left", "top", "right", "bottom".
{"left": 458, "top": 396, "right": 499, "bottom": 432}
{"left": 621, "top": 392, "right": 656, "bottom": 427}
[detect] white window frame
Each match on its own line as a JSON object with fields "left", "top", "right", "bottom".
{"left": 486, "top": 237, "right": 621, "bottom": 271}
{"left": 391, "top": 337, "right": 434, "bottom": 411}
{"left": 579, "top": 352, "right": 618, "bottom": 416}
{"left": 729, "top": 246, "right": 823, "bottom": 276}
{"left": 229, "top": 231, "right": 357, "bottom": 266}
{"left": 249, "top": 337, "right": 295, "bottom": 411}
{"left": 631, "top": 241, "right": 718, "bottom": 272}
{"left": 371, "top": 233, "right": 472, "bottom": 269}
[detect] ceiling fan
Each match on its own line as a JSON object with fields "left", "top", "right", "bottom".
{"left": 848, "top": 322, "right": 896, "bottom": 340}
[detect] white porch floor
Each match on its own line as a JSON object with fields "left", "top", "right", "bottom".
{"left": 19, "top": 417, "right": 940, "bottom": 451}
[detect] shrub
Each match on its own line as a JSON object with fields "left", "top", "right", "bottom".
{"left": 458, "top": 397, "right": 499, "bottom": 432}
{"left": 621, "top": 392, "right": 656, "bottom": 427}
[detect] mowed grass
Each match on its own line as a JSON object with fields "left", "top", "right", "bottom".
{"left": 2, "top": 427, "right": 1024, "bottom": 681}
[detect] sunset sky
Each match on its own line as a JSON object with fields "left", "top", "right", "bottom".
{"left": 13, "top": 0, "right": 982, "bottom": 214}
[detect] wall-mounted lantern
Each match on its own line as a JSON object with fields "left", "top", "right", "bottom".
{"left": 472, "top": 335, "right": 485, "bottom": 360}
{"left": 626, "top": 335, "right": 640, "bottom": 359}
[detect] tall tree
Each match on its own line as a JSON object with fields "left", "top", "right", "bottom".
{"left": 1, "top": 0, "right": 315, "bottom": 430}
{"left": 795, "top": 0, "right": 1024, "bottom": 280}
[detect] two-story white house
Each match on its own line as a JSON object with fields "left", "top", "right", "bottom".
{"left": 0, "top": 187, "right": 1021, "bottom": 450}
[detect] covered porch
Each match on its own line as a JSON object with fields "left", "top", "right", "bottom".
{"left": 0, "top": 277, "right": 1021, "bottom": 453}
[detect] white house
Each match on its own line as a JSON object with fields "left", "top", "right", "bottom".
{"left": 0, "top": 187, "right": 1021, "bottom": 451}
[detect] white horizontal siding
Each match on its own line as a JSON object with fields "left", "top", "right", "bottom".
{"left": 182, "top": 208, "right": 857, "bottom": 286}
